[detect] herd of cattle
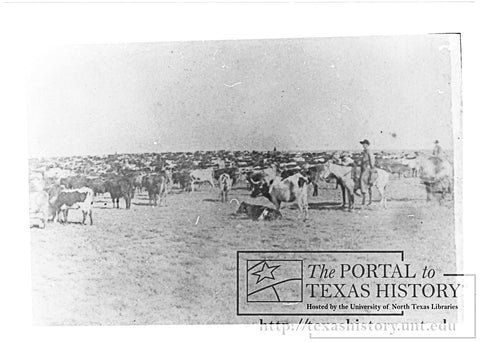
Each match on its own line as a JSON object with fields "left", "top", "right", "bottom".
{"left": 28, "top": 149, "right": 454, "bottom": 228}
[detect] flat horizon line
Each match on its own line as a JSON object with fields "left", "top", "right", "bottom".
{"left": 28, "top": 147, "right": 452, "bottom": 160}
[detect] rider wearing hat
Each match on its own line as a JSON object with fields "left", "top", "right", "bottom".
{"left": 359, "top": 139, "right": 376, "bottom": 205}
{"left": 433, "top": 140, "right": 442, "bottom": 158}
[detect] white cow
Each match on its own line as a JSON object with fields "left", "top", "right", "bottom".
{"left": 189, "top": 168, "right": 215, "bottom": 192}
{"left": 399, "top": 157, "right": 420, "bottom": 177}
{"left": 29, "top": 191, "right": 50, "bottom": 229}
{"left": 218, "top": 173, "right": 233, "bottom": 202}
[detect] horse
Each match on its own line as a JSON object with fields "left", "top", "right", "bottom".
{"left": 320, "top": 161, "right": 356, "bottom": 210}
{"left": 354, "top": 166, "right": 389, "bottom": 208}
{"left": 417, "top": 155, "right": 453, "bottom": 202}
{"left": 321, "top": 161, "right": 389, "bottom": 209}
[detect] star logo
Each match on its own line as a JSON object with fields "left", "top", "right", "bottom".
{"left": 252, "top": 261, "right": 280, "bottom": 284}
{"left": 245, "top": 258, "right": 303, "bottom": 303}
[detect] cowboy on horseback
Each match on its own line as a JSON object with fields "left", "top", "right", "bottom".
{"left": 359, "top": 139, "right": 378, "bottom": 205}
{"left": 418, "top": 140, "right": 452, "bottom": 202}
{"left": 431, "top": 140, "right": 445, "bottom": 174}
{"left": 433, "top": 140, "right": 443, "bottom": 158}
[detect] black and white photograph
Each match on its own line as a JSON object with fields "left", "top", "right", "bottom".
{"left": 26, "top": 34, "right": 462, "bottom": 326}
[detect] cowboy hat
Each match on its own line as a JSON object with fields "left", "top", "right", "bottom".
{"left": 359, "top": 139, "right": 370, "bottom": 145}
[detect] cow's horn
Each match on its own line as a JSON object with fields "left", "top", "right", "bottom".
{"left": 230, "top": 198, "right": 240, "bottom": 206}
{"left": 250, "top": 179, "right": 260, "bottom": 185}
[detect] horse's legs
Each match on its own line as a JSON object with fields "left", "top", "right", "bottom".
{"left": 378, "top": 185, "right": 386, "bottom": 208}
{"left": 304, "top": 197, "right": 308, "bottom": 220}
{"left": 298, "top": 198, "right": 308, "bottom": 221}
{"left": 426, "top": 183, "right": 432, "bottom": 201}
{"left": 384, "top": 185, "right": 388, "bottom": 208}
{"left": 347, "top": 188, "right": 354, "bottom": 210}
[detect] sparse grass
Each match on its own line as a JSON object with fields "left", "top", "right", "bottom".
{"left": 31, "top": 177, "right": 457, "bottom": 325}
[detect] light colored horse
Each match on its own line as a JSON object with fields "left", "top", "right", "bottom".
{"left": 320, "top": 161, "right": 356, "bottom": 209}
{"left": 417, "top": 155, "right": 453, "bottom": 180}
{"left": 417, "top": 155, "right": 453, "bottom": 201}
{"left": 399, "top": 157, "right": 420, "bottom": 177}
{"left": 321, "top": 161, "right": 389, "bottom": 208}
{"left": 359, "top": 167, "right": 389, "bottom": 208}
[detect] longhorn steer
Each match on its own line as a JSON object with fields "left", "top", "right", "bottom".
{"left": 250, "top": 173, "right": 309, "bottom": 221}
{"left": 246, "top": 167, "right": 276, "bottom": 190}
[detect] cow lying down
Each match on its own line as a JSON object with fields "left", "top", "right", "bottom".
{"left": 235, "top": 201, "right": 282, "bottom": 221}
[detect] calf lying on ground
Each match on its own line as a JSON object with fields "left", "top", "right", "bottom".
{"left": 258, "top": 207, "right": 283, "bottom": 221}
{"left": 236, "top": 201, "right": 282, "bottom": 221}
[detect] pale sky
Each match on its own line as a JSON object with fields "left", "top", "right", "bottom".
{"left": 27, "top": 35, "right": 459, "bottom": 158}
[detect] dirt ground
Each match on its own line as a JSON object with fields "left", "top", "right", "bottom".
{"left": 31, "top": 177, "right": 457, "bottom": 325}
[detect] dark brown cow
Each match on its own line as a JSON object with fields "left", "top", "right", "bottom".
{"left": 171, "top": 171, "right": 191, "bottom": 190}
{"left": 86, "top": 177, "right": 107, "bottom": 196}
{"left": 245, "top": 167, "right": 276, "bottom": 190}
{"left": 236, "top": 202, "right": 281, "bottom": 221}
{"left": 104, "top": 177, "right": 134, "bottom": 209}
{"left": 144, "top": 173, "right": 168, "bottom": 206}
